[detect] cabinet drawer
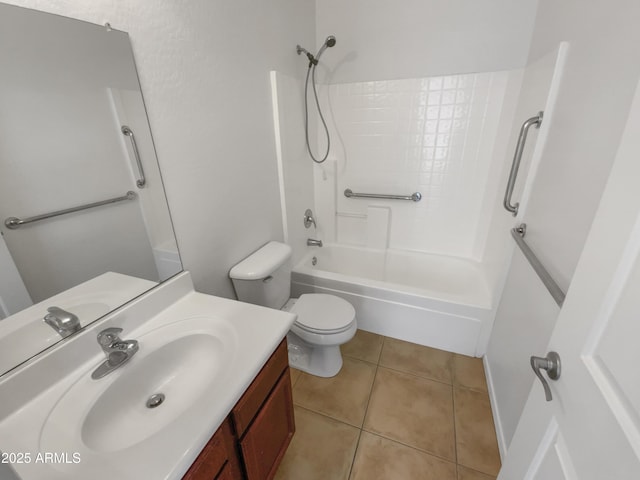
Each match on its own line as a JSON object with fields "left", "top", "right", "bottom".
{"left": 232, "top": 339, "right": 288, "bottom": 437}
{"left": 240, "top": 368, "right": 295, "bottom": 480}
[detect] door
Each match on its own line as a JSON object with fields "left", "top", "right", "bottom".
{"left": 498, "top": 79, "right": 640, "bottom": 479}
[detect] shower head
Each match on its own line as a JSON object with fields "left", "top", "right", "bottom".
{"left": 315, "top": 35, "right": 337, "bottom": 61}
{"left": 296, "top": 35, "right": 337, "bottom": 67}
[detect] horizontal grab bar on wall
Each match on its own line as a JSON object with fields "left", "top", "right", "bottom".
{"left": 121, "top": 126, "right": 146, "bottom": 188}
{"left": 344, "top": 189, "right": 422, "bottom": 202}
{"left": 503, "top": 111, "right": 543, "bottom": 216}
{"left": 4, "top": 191, "right": 138, "bottom": 230}
{"left": 511, "top": 223, "right": 565, "bottom": 307}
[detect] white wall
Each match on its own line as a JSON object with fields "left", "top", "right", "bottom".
{"left": 485, "top": 0, "right": 640, "bottom": 455}
{"left": 2, "top": 0, "right": 316, "bottom": 299}
{"left": 271, "top": 71, "right": 317, "bottom": 265}
{"left": 315, "top": 0, "right": 538, "bottom": 83}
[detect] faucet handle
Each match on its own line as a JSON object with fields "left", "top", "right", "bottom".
{"left": 97, "top": 327, "right": 123, "bottom": 347}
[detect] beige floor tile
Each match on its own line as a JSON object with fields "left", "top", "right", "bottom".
{"left": 293, "top": 357, "right": 377, "bottom": 427}
{"left": 350, "top": 431, "right": 456, "bottom": 480}
{"left": 454, "top": 388, "right": 501, "bottom": 476}
{"left": 275, "top": 407, "right": 360, "bottom": 480}
{"left": 342, "top": 329, "right": 384, "bottom": 364}
{"left": 457, "top": 465, "right": 496, "bottom": 480}
{"left": 363, "top": 367, "right": 455, "bottom": 461}
{"left": 289, "top": 368, "right": 302, "bottom": 387}
{"left": 379, "top": 337, "right": 453, "bottom": 383}
{"left": 453, "top": 355, "right": 488, "bottom": 393}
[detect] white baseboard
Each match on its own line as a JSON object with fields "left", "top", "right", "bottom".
{"left": 484, "top": 354, "right": 508, "bottom": 461}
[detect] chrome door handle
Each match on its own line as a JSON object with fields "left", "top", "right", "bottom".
{"left": 530, "top": 351, "right": 561, "bottom": 402}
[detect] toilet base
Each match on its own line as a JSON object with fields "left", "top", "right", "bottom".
{"left": 286, "top": 331, "right": 345, "bottom": 378}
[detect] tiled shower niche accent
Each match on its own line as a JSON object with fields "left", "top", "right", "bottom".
{"left": 317, "top": 71, "right": 511, "bottom": 257}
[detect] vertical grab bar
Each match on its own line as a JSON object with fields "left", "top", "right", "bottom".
{"left": 121, "top": 126, "right": 146, "bottom": 188}
{"left": 503, "top": 111, "right": 543, "bottom": 216}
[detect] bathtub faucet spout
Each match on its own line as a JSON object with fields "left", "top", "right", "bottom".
{"left": 307, "top": 238, "right": 323, "bottom": 247}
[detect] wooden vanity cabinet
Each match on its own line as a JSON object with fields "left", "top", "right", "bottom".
{"left": 182, "top": 418, "right": 242, "bottom": 480}
{"left": 183, "top": 339, "right": 294, "bottom": 480}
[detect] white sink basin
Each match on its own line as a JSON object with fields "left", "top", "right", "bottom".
{"left": 0, "top": 272, "right": 296, "bottom": 480}
{"left": 40, "top": 316, "right": 237, "bottom": 455}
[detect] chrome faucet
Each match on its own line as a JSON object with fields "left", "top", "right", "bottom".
{"left": 91, "top": 327, "right": 139, "bottom": 379}
{"left": 307, "top": 238, "right": 323, "bottom": 247}
{"left": 303, "top": 209, "right": 317, "bottom": 229}
{"left": 43, "top": 306, "right": 81, "bottom": 338}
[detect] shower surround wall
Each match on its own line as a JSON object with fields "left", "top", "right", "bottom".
{"left": 270, "top": 71, "right": 317, "bottom": 266}
{"left": 314, "top": 72, "right": 512, "bottom": 259}
{"left": 270, "top": 0, "right": 541, "bottom": 357}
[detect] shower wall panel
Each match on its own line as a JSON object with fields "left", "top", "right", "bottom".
{"left": 314, "top": 71, "right": 516, "bottom": 258}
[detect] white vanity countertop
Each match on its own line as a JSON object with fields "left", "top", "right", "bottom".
{"left": 0, "top": 273, "right": 296, "bottom": 480}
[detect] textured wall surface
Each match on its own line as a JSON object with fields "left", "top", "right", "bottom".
{"left": 3, "top": 0, "right": 315, "bottom": 298}
{"left": 315, "top": 0, "right": 538, "bottom": 83}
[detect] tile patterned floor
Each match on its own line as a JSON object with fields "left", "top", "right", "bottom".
{"left": 275, "top": 330, "right": 501, "bottom": 480}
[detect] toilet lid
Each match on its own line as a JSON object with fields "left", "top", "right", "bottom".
{"left": 290, "top": 294, "right": 355, "bottom": 333}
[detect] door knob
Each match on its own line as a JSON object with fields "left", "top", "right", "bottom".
{"left": 530, "top": 351, "right": 561, "bottom": 402}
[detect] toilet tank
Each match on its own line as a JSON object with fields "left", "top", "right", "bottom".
{"left": 229, "top": 241, "right": 292, "bottom": 309}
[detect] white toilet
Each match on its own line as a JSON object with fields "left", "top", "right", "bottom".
{"left": 229, "top": 241, "right": 356, "bottom": 377}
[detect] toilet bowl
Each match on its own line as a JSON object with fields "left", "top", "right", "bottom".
{"left": 229, "top": 241, "right": 356, "bottom": 377}
{"left": 282, "top": 294, "right": 356, "bottom": 377}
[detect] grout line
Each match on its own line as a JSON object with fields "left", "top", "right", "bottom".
{"left": 376, "top": 364, "right": 454, "bottom": 388}
{"left": 452, "top": 384, "right": 459, "bottom": 467}
{"left": 293, "top": 404, "right": 363, "bottom": 430}
{"left": 290, "top": 369, "right": 302, "bottom": 388}
{"left": 457, "top": 465, "right": 498, "bottom": 479}
{"left": 360, "top": 354, "right": 381, "bottom": 430}
{"left": 455, "top": 383, "right": 491, "bottom": 395}
{"left": 347, "top": 428, "right": 363, "bottom": 480}
{"left": 376, "top": 335, "right": 385, "bottom": 365}
{"left": 341, "top": 353, "right": 379, "bottom": 367}
{"left": 360, "top": 429, "right": 458, "bottom": 466}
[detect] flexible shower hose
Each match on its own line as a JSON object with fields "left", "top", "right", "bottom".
{"left": 304, "top": 63, "right": 331, "bottom": 164}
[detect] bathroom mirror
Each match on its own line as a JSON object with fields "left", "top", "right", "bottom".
{"left": 0, "top": 4, "right": 182, "bottom": 376}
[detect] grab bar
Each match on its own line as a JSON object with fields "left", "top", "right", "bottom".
{"left": 344, "top": 189, "right": 422, "bottom": 202}
{"left": 503, "top": 111, "right": 543, "bottom": 216}
{"left": 511, "top": 223, "right": 565, "bottom": 307}
{"left": 4, "top": 191, "right": 137, "bottom": 230}
{"left": 121, "top": 126, "right": 146, "bottom": 188}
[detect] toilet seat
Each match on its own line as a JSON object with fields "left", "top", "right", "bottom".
{"left": 289, "top": 294, "right": 355, "bottom": 334}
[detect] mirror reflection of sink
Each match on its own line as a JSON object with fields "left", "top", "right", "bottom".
{"left": 64, "top": 302, "right": 112, "bottom": 322}
{"left": 0, "top": 272, "right": 157, "bottom": 376}
{"left": 39, "top": 316, "right": 237, "bottom": 455}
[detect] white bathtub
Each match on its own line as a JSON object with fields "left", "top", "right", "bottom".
{"left": 291, "top": 244, "right": 494, "bottom": 356}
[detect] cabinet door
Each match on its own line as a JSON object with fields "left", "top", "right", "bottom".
{"left": 233, "top": 340, "right": 288, "bottom": 437}
{"left": 240, "top": 369, "right": 295, "bottom": 480}
{"left": 183, "top": 418, "right": 242, "bottom": 480}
